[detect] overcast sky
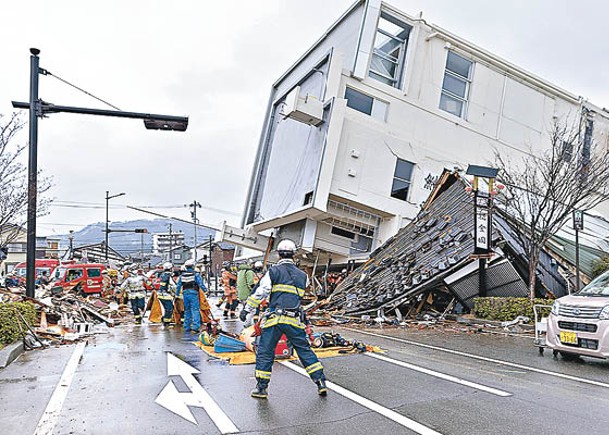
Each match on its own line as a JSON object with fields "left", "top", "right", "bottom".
{"left": 2, "top": 0, "right": 608, "bottom": 237}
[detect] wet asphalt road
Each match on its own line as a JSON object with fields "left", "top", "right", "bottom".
{"left": 1, "top": 307, "right": 609, "bottom": 435}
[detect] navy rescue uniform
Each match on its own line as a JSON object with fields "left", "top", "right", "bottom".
{"left": 158, "top": 271, "right": 175, "bottom": 325}
{"left": 246, "top": 259, "right": 325, "bottom": 388}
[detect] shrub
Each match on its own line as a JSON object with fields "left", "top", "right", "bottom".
{"left": 591, "top": 256, "right": 609, "bottom": 279}
{"left": 473, "top": 297, "right": 552, "bottom": 322}
{"left": 0, "top": 302, "right": 37, "bottom": 346}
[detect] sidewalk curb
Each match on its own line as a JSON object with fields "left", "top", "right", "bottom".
{"left": 0, "top": 341, "right": 24, "bottom": 369}
{"left": 445, "top": 314, "right": 535, "bottom": 332}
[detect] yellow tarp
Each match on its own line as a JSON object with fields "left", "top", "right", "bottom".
{"left": 192, "top": 341, "right": 384, "bottom": 365}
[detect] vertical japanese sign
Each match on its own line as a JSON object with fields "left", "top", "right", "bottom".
{"left": 473, "top": 192, "right": 492, "bottom": 255}
{"left": 572, "top": 210, "right": 584, "bottom": 230}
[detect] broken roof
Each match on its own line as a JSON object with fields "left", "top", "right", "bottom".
{"left": 325, "top": 170, "right": 566, "bottom": 314}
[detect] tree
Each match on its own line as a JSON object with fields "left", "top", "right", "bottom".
{"left": 496, "top": 114, "right": 609, "bottom": 299}
{"left": 0, "top": 113, "right": 52, "bottom": 255}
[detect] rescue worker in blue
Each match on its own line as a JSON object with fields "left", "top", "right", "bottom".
{"left": 176, "top": 259, "right": 207, "bottom": 333}
{"left": 240, "top": 239, "right": 327, "bottom": 399}
{"left": 158, "top": 262, "right": 176, "bottom": 327}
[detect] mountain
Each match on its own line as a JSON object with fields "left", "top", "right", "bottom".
{"left": 56, "top": 218, "right": 215, "bottom": 257}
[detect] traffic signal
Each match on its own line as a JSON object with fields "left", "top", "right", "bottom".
{"left": 134, "top": 229, "right": 148, "bottom": 233}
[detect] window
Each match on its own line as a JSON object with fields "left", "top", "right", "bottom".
{"left": 331, "top": 226, "right": 356, "bottom": 240}
{"left": 440, "top": 51, "right": 473, "bottom": 118}
{"left": 369, "top": 12, "right": 411, "bottom": 88}
{"left": 391, "top": 159, "right": 415, "bottom": 201}
{"left": 303, "top": 191, "right": 313, "bottom": 206}
{"left": 87, "top": 268, "right": 101, "bottom": 278}
{"left": 66, "top": 269, "right": 84, "bottom": 282}
{"left": 344, "top": 87, "right": 388, "bottom": 120}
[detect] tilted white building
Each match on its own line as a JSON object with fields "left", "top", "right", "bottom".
{"left": 242, "top": 0, "right": 609, "bottom": 264}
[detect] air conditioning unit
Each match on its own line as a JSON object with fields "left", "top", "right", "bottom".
{"left": 282, "top": 86, "right": 324, "bottom": 126}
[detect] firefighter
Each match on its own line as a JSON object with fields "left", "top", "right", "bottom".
{"left": 158, "top": 262, "right": 176, "bottom": 326}
{"left": 120, "top": 268, "right": 150, "bottom": 324}
{"left": 221, "top": 261, "right": 238, "bottom": 319}
{"left": 176, "top": 259, "right": 207, "bottom": 333}
{"left": 240, "top": 239, "right": 327, "bottom": 399}
{"left": 237, "top": 260, "right": 256, "bottom": 308}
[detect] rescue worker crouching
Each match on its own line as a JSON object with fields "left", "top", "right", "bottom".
{"left": 120, "top": 268, "right": 149, "bottom": 324}
{"left": 158, "top": 262, "right": 176, "bottom": 327}
{"left": 240, "top": 239, "right": 327, "bottom": 399}
{"left": 176, "top": 259, "right": 207, "bottom": 333}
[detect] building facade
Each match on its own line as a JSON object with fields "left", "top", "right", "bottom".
{"left": 242, "top": 0, "right": 609, "bottom": 264}
{"left": 152, "top": 232, "right": 185, "bottom": 255}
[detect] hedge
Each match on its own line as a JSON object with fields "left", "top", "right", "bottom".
{"left": 473, "top": 297, "right": 553, "bottom": 322}
{"left": 0, "top": 302, "right": 37, "bottom": 346}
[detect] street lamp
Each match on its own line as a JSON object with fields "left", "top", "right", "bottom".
{"left": 12, "top": 48, "right": 189, "bottom": 298}
{"left": 105, "top": 191, "right": 126, "bottom": 262}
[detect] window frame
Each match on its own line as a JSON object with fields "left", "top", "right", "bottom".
{"left": 344, "top": 86, "right": 388, "bottom": 121}
{"left": 390, "top": 158, "right": 415, "bottom": 202}
{"left": 440, "top": 51, "right": 474, "bottom": 119}
{"left": 368, "top": 11, "right": 411, "bottom": 88}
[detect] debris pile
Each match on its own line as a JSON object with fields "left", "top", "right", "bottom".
{"left": 318, "top": 170, "right": 566, "bottom": 322}
{"left": 0, "top": 284, "right": 133, "bottom": 347}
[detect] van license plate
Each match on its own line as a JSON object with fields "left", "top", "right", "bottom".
{"left": 560, "top": 331, "right": 577, "bottom": 344}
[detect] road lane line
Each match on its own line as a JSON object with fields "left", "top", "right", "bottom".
{"left": 345, "top": 328, "right": 609, "bottom": 389}
{"left": 280, "top": 361, "right": 443, "bottom": 435}
{"left": 34, "top": 341, "right": 86, "bottom": 435}
{"left": 364, "top": 352, "right": 512, "bottom": 397}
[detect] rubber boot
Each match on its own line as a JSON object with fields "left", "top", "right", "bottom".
{"left": 316, "top": 379, "right": 328, "bottom": 396}
{"left": 251, "top": 383, "right": 268, "bottom": 399}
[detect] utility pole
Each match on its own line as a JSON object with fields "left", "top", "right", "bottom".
{"left": 68, "top": 230, "right": 74, "bottom": 260}
{"left": 105, "top": 191, "right": 126, "bottom": 263}
{"left": 208, "top": 234, "right": 213, "bottom": 289}
{"left": 168, "top": 223, "right": 173, "bottom": 263}
{"left": 189, "top": 201, "right": 201, "bottom": 262}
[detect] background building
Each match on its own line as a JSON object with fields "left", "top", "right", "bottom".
{"left": 152, "top": 232, "right": 185, "bottom": 255}
{"left": 242, "top": 0, "right": 609, "bottom": 264}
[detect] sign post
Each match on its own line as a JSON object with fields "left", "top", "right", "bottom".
{"left": 466, "top": 165, "right": 499, "bottom": 298}
{"left": 573, "top": 210, "right": 584, "bottom": 292}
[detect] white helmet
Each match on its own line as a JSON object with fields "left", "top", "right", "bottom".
{"left": 254, "top": 261, "right": 263, "bottom": 269}
{"left": 163, "top": 262, "right": 173, "bottom": 271}
{"left": 277, "top": 239, "right": 297, "bottom": 258}
{"left": 184, "top": 259, "right": 195, "bottom": 267}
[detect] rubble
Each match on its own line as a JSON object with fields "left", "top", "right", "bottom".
{"left": 317, "top": 170, "right": 567, "bottom": 323}
{"left": 0, "top": 283, "right": 134, "bottom": 348}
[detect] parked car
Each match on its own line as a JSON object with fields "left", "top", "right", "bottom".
{"left": 13, "top": 259, "right": 61, "bottom": 285}
{"left": 546, "top": 271, "right": 609, "bottom": 360}
{"left": 53, "top": 263, "right": 106, "bottom": 294}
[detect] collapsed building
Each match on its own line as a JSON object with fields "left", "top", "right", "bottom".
{"left": 324, "top": 171, "right": 568, "bottom": 316}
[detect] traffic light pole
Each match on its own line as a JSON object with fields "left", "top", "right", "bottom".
{"left": 24, "top": 49, "right": 40, "bottom": 299}
{"left": 13, "top": 48, "right": 188, "bottom": 299}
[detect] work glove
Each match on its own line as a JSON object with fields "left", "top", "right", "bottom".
{"left": 239, "top": 309, "right": 249, "bottom": 322}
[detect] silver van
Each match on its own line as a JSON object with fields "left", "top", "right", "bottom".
{"left": 547, "top": 271, "right": 609, "bottom": 359}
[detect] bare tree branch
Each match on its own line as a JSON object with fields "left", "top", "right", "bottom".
{"left": 0, "top": 113, "right": 53, "bottom": 252}
{"left": 495, "top": 116, "right": 609, "bottom": 299}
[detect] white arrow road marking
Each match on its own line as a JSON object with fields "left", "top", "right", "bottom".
{"left": 155, "top": 353, "right": 239, "bottom": 434}
{"left": 35, "top": 341, "right": 87, "bottom": 435}
{"left": 365, "top": 352, "right": 512, "bottom": 397}
{"left": 280, "top": 361, "right": 443, "bottom": 435}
